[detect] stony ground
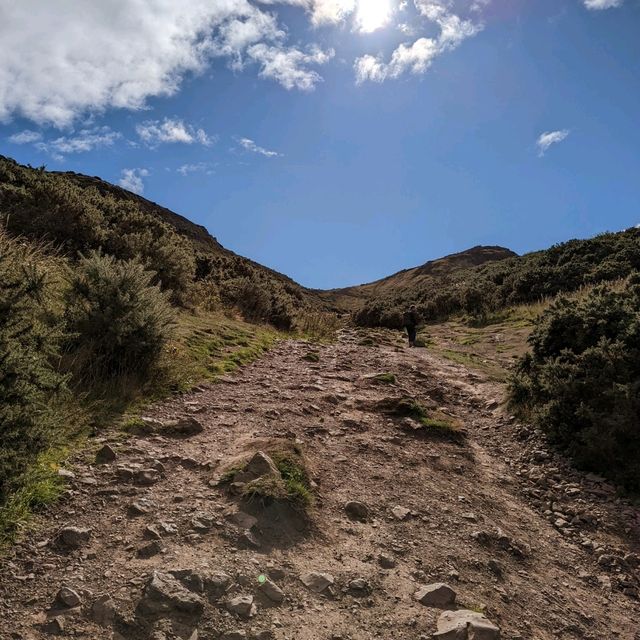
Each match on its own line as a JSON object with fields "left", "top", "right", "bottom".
{"left": 1, "top": 328, "right": 639, "bottom": 640}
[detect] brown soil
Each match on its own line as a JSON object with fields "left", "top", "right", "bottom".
{"left": 1, "top": 328, "right": 638, "bottom": 640}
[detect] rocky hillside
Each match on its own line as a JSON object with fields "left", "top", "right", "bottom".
{"left": 320, "top": 246, "right": 516, "bottom": 312}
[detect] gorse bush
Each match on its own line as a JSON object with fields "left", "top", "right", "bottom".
{"left": 64, "top": 252, "right": 175, "bottom": 379}
{"left": 0, "top": 231, "right": 67, "bottom": 504}
{"left": 509, "top": 280, "right": 640, "bottom": 491}
{"left": 354, "top": 228, "right": 640, "bottom": 327}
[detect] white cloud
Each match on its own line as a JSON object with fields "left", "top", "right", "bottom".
{"left": 35, "top": 126, "right": 120, "bottom": 157}
{"left": 8, "top": 130, "right": 42, "bottom": 144}
{"left": 118, "top": 168, "right": 149, "bottom": 195}
{"left": 247, "top": 44, "right": 334, "bottom": 91}
{"left": 536, "top": 129, "right": 570, "bottom": 156}
{"left": 0, "top": 1, "right": 333, "bottom": 127}
{"left": 583, "top": 0, "right": 623, "bottom": 9}
{"left": 136, "top": 118, "right": 215, "bottom": 147}
{"left": 177, "top": 162, "right": 215, "bottom": 176}
{"left": 238, "top": 137, "right": 282, "bottom": 157}
{"left": 355, "top": 1, "right": 481, "bottom": 83}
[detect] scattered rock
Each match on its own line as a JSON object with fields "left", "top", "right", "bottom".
{"left": 434, "top": 609, "right": 500, "bottom": 639}
{"left": 137, "top": 571, "right": 205, "bottom": 617}
{"left": 57, "top": 526, "right": 91, "bottom": 549}
{"left": 226, "top": 595, "right": 257, "bottom": 619}
{"left": 301, "top": 572, "right": 334, "bottom": 593}
{"left": 42, "top": 616, "right": 65, "bottom": 635}
{"left": 414, "top": 583, "right": 457, "bottom": 608}
{"left": 128, "top": 499, "right": 154, "bottom": 517}
{"left": 55, "top": 586, "right": 82, "bottom": 608}
{"left": 348, "top": 578, "right": 370, "bottom": 595}
{"left": 137, "top": 540, "right": 162, "bottom": 558}
{"left": 391, "top": 506, "right": 411, "bottom": 521}
{"left": 95, "top": 444, "right": 117, "bottom": 464}
{"left": 260, "top": 578, "right": 285, "bottom": 603}
{"left": 221, "top": 632, "right": 247, "bottom": 640}
{"left": 163, "top": 417, "right": 205, "bottom": 437}
{"left": 345, "top": 501, "right": 369, "bottom": 522}
{"left": 92, "top": 595, "right": 117, "bottom": 627}
{"left": 135, "top": 469, "right": 162, "bottom": 486}
{"left": 227, "top": 511, "right": 258, "bottom": 530}
{"left": 378, "top": 554, "right": 397, "bottom": 569}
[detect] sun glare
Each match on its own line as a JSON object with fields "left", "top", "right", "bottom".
{"left": 355, "top": 0, "right": 394, "bottom": 33}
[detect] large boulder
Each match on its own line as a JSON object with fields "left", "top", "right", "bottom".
{"left": 137, "top": 571, "right": 204, "bottom": 617}
{"left": 434, "top": 609, "right": 500, "bottom": 639}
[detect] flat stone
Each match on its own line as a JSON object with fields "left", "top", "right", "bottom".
{"left": 137, "top": 540, "right": 162, "bottom": 558}
{"left": 227, "top": 511, "right": 258, "bottom": 530}
{"left": 415, "top": 583, "right": 457, "bottom": 607}
{"left": 300, "top": 572, "right": 334, "bottom": 593}
{"left": 137, "top": 571, "right": 205, "bottom": 617}
{"left": 434, "top": 609, "right": 500, "bottom": 639}
{"left": 391, "top": 506, "right": 411, "bottom": 521}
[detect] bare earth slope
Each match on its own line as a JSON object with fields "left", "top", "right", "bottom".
{"left": 1, "top": 330, "right": 638, "bottom": 640}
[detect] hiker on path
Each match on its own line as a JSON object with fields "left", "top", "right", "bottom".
{"left": 403, "top": 304, "right": 420, "bottom": 347}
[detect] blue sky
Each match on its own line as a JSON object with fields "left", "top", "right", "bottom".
{"left": 1, "top": 0, "right": 639, "bottom": 288}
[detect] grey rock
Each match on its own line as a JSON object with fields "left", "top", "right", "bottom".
{"left": 378, "top": 554, "right": 397, "bottom": 569}
{"left": 260, "top": 578, "right": 285, "bottom": 603}
{"left": 42, "top": 616, "right": 65, "bottom": 634}
{"left": 415, "top": 583, "right": 457, "bottom": 607}
{"left": 345, "top": 501, "right": 369, "bottom": 521}
{"left": 204, "top": 572, "right": 232, "bottom": 599}
{"left": 244, "top": 451, "right": 280, "bottom": 480}
{"left": 434, "top": 609, "right": 500, "bottom": 639}
{"left": 226, "top": 594, "right": 256, "bottom": 619}
{"left": 135, "top": 469, "right": 161, "bottom": 486}
{"left": 301, "top": 572, "right": 334, "bottom": 593}
{"left": 391, "top": 506, "right": 411, "bottom": 521}
{"left": 55, "top": 586, "right": 82, "bottom": 608}
{"left": 164, "top": 417, "right": 205, "bottom": 437}
{"left": 227, "top": 511, "right": 258, "bottom": 530}
{"left": 95, "top": 444, "right": 117, "bottom": 464}
{"left": 58, "top": 526, "right": 92, "bottom": 549}
{"left": 137, "top": 571, "right": 204, "bottom": 617}
{"left": 137, "top": 540, "right": 162, "bottom": 558}
{"left": 92, "top": 595, "right": 116, "bottom": 627}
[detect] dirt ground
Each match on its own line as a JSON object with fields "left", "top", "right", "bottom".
{"left": 1, "top": 328, "right": 638, "bottom": 640}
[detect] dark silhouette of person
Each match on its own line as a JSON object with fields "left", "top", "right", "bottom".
{"left": 403, "top": 305, "right": 420, "bottom": 347}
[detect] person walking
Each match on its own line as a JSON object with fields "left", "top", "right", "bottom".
{"left": 403, "top": 304, "right": 420, "bottom": 347}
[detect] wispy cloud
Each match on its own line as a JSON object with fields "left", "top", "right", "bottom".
{"left": 237, "top": 137, "right": 282, "bottom": 158}
{"left": 118, "top": 168, "right": 149, "bottom": 195}
{"left": 355, "top": 1, "right": 482, "bottom": 83}
{"left": 29, "top": 126, "right": 121, "bottom": 160}
{"left": 536, "top": 129, "right": 570, "bottom": 156}
{"left": 136, "top": 118, "right": 214, "bottom": 147}
{"left": 8, "top": 129, "right": 42, "bottom": 144}
{"left": 247, "top": 44, "right": 334, "bottom": 91}
{"left": 583, "top": 0, "right": 623, "bottom": 9}
{"left": 177, "top": 162, "right": 215, "bottom": 176}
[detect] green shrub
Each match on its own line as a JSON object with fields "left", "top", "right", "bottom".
{"left": 63, "top": 252, "right": 175, "bottom": 379}
{"left": 0, "top": 231, "right": 67, "bottom": 504}
{"left": 510, "top": 282, "right": 640, "bottom": 491}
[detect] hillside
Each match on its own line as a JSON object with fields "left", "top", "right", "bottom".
{"left": 0, "top": 155, "right": 323, "bottom": 328}
{"left": 321, "top": 246, "right": 516, "bottom": 311}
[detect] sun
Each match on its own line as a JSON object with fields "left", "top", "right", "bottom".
{"left": 355, "top": 0, "right": 394, "bottom": 33}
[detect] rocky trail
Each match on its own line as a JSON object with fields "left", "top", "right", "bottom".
{"left": 1, "top": 329, "right": 639, "bottom": 640}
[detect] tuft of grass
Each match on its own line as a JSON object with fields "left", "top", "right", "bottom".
{"left": 302, "top": 351, "right": 320, "bottom": 363}
{"left": 295, "top": 311, "right": 341, "bottom": 342}
{"left": 0, "top": 447, "right": 70, "bottom": 548}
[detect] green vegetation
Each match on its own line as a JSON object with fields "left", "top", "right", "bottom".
{"left": 371, "top": 372, "right": 397, "bottom": 384}
{"left": 375, "top": 396, "right": 463, "bottom": 441}
{"left": 510, "top": 279, "right": 640, "bottom": 492}
{"left": 302, "top": 351, "right": 320, "bottom": 363}
{"left": 354, "top": 229, "right": 640, "bottom": 328}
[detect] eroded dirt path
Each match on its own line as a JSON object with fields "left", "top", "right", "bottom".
{"left": 1, "top": 329, "right": 639, "bottom": 640}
